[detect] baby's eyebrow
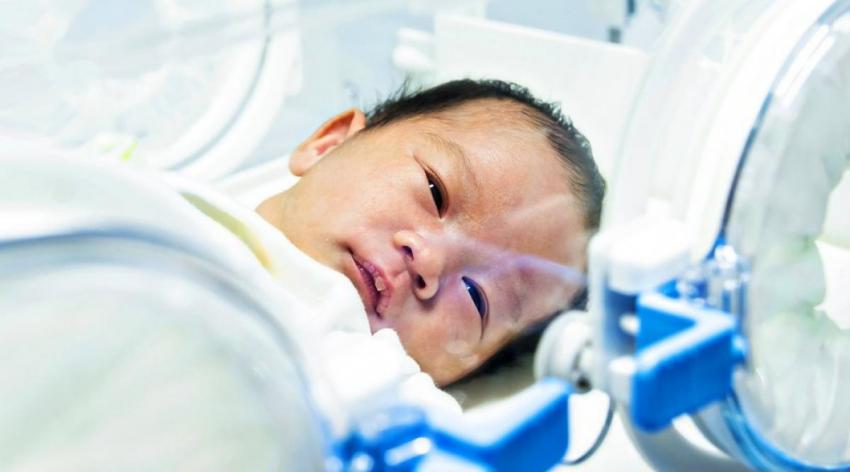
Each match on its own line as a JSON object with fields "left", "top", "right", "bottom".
{"left": 423, "top": 133, "right": 482, "bottom": 199}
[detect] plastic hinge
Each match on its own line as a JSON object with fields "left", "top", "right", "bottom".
{"left": 630, "top": 289, "right": 745, "bottom": 432}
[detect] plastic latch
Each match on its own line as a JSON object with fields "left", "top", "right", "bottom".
{"left": 630, "top": 289, "right": 746, "bottom": 432}
{"left": 606, "top": 217, "right": 691, "bottom": 295}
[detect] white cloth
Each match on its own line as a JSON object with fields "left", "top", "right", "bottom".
{"left": 167, "top": 174, "right": 370, "bottom": 336}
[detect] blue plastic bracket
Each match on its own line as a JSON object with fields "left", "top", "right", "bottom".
{"left": 630, "top": 288, "right": 746, "bottom": 432}
{"left": 343, "top": 379, "right": 572, "bottom": 472}
{"left": 428, "top": 378, "right": 571, "bottom": 471}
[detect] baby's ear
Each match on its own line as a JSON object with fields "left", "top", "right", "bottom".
{"left": 289, "top": 108, "right": 367, "bottom": 176}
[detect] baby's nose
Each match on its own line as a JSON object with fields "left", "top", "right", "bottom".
{"left": 392, "top": 230, "right": 445, "bottom": 300}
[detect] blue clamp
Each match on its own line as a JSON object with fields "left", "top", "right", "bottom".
{"left": 343, "top": 378, "right": 572, "bottom": 471}
{"left": 630, "top": 286, "right": 747, "bottom": 432}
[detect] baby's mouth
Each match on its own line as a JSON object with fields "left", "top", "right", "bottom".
{"left": 352, "top": 254, "right": 392, "bottom": 317}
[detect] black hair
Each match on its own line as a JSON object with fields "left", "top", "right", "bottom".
{"left": 364, "top": 79, "right": 605, "bottom": 231}
{"left": 364, "top": 79, "right": 606, "bottom": 386}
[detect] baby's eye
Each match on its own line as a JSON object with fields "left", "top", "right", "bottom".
{"left": 462, "top": 276, "right": 488, "bottom": 320}
{"left": 425, "top": 171, "right": 446, "bottom": 216}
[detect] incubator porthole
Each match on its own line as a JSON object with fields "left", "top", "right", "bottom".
{"left": 719, "top": 2, "right": 850, "bottom": 467}
{"left": 0, "top": 0, "right": 276, "bottom": 170}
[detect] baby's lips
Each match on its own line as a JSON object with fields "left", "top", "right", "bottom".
{"left": 362, "top": 258, "right": 395, "bottom": 315}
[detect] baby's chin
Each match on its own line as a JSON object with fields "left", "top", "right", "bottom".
{"left": 426, "top": 361, "right": 470, "bottom": 387}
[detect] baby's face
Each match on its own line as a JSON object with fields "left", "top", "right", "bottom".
{"left": 260, "top": 101, "right": 587, "bottom": 385}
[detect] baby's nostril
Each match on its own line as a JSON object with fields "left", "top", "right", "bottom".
{"left": 403, "top": 245, "right": 414, "bottom": 260}
{"left": 416, "top": 275, "right": 426, "bottom": 289}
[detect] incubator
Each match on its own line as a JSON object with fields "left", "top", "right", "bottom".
{"left": 542, "top": 0, "right": 850, "bottom": 469}
{"left": 1, "top": 0, "right": 849, "bottom": 470}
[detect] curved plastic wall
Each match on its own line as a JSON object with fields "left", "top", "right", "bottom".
{"left": 721, "top": 2, "right": 850, "bottom": 467}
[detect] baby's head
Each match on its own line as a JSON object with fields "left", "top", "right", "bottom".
{"left": 258, "top": 79, "right": 605, "bottom": 385}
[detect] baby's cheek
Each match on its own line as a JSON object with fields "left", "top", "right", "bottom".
{"left": 401, "top": 316, "right": 454, "bottom": 358}
{"left": 394, "top": 302, "right": 480, "bottom": 377}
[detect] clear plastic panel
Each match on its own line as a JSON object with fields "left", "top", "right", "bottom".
{"left": 606, "top": 0, "right": 776, "bottom": 229}
{"left": 722, "top": 2, "right": 850, "bottom": 467}
{"left": 0, "top": 230, "right": 328, "bottom": 470}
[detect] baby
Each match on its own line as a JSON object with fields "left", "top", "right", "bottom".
{"left": 0, "top": 79, "right": 604, "bottom": 469}
{"left": 257, "top": 79, "right": 605, "bottom": 386}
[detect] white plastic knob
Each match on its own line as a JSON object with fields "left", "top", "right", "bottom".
{"left": 534, "top": 311, "right": 594, "bottom": 392}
